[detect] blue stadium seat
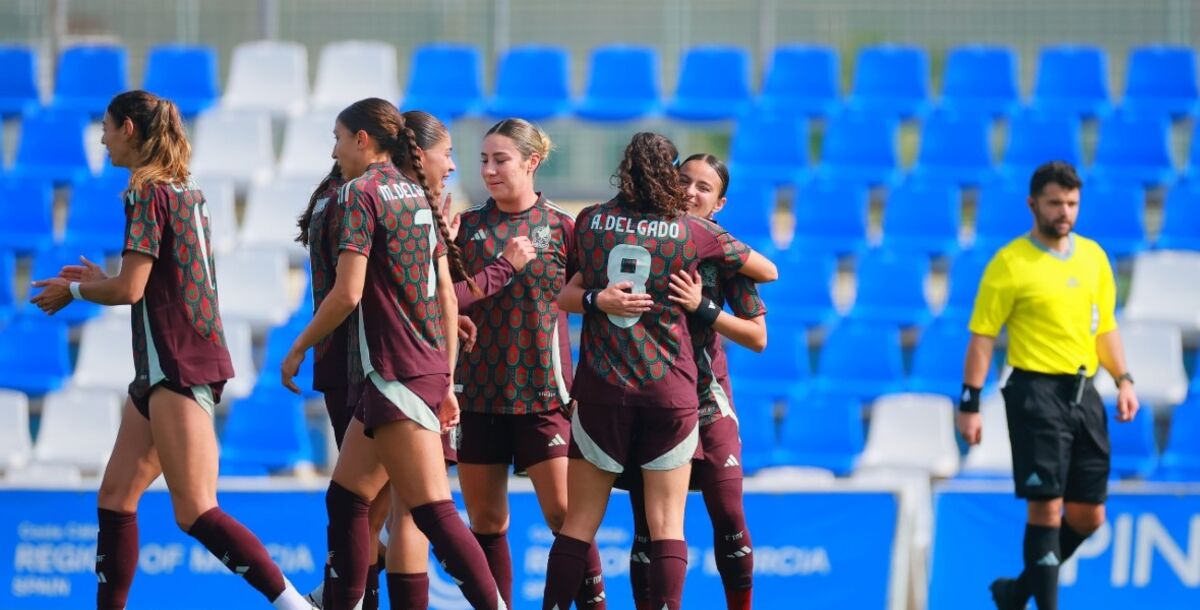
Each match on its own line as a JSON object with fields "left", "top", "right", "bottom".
{"left": 1091, "top": 114, "right": 1177, "bottom": 188}
{"left": 260, "top": 315, "right": 319, "bottom": 399}
{"left": 27, "top": 246, "right": 105, "bottom": 324}
{"left": 760, "top": 252, "right": 838, "bottom": 328}
{"left": 1122, "top": 45, "right": 1200, "bottom": 121}
{"left": 728, "top": 114, "right": 809, "bottom": 186}
{"left": 665, "top": 46, "right": 752, "bottom": 121}
{"left": 1107, "top": 400, "right": 1157, "bottom": 479}
{"left": 880, "top": 179, "right": 962, "bottom": 258}
{"left": 847, "top": 44, "right": 931, "bottom": 120}
{"left": 910, "top": 113, "right": 995, "bottom": 187}
{"left": 812, "top": 320, "right": 906, "bottom": 401}
{"left": 220, "top": 386, "right": 314, "bottom": 475}
{"left": 1000, "top": 112, "right": 1083, "bottom": 179}
{"left": 0, "top": 249, "right": 14, "bottom": 323}
{"left": 576, "top": 45, "right": 660, "bottom": 121}
{"left": 0, "top": 177, "right": 55, "bottom": 254}
{"left": 63, "top": 175, "right": 131, "bottom": 254}
{"left": 487, "top": 45, "right": 572, "bottom": 120}
{"left": 848, "top": 250, "right": 932, "bottom": 327}
{"left": 939, "top": 45, "right": 1020, "bottom": 120}
{"left": 757, "top": 45, "right": 841, "bottom": 119}
{"left": 734, "top": 386, "right": 785, "bottom": 474}
{"left": 973, "top": 178, "right": 1030, "bottom": 254}
{"left": 1156, "top": 183, "right": 1200, "bottom": 251}
{"left": 778, "top": 392, "right": 863, "bottom": 475}
{"left": 1030, "top": 45, "right": 1112, "bottom": 120}
{"left": 0, "top": 316, "right": 70, "bottom": 395}
{"left": 0, "top": 45, "right": 40, "bottom": 117}
{"left": 816, "top": 113, "right": 901, "bottom": 187}
{"left": 143, "top": 44, "right": 219, "bottom": 117}
{"left": 52, "top": 45, "right": 128, "bottom": 117}
{"left": 11, "top": 109, "right": 91, "bottom": 184}
{"left": 1073, "top": 182, "right": 1147, "bottom": 259}
{"left": 791, "top": 179, "right": 870, "bottom": 256}
{"left": 940, "top": 249, "right": 993, "bottom": 320}
{"left": 1156, "top": 396, "right": 1200, "bottom": 481}
{"left": 716, "top": 182, "right": 775, "bottom": 247}
{"left": 402, "top": 44, "right": 485, "bottom": 120}
{"left": 908, "top": 317, "right": 994, "bottom": 398}
{"left": 726, "top": 325, "right": 811, "bottom": 396}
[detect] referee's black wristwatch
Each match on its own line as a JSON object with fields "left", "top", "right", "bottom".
{"left": 1115, "top": 372, "right": 1135, "bottom": 390}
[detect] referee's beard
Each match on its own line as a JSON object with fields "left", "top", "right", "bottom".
{"left": 1033, "top": 207, "right": 1073, "bottom": 240}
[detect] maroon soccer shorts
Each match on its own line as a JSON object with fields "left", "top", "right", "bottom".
{"left": 568, "top": 402, "right": 699, "bottom": 474}
{"left": 457, "top": 408, "right": 571, "bottom": 472}
{"left": 131, "top": 380, "right": 226, "bottom": 419}
{"left": 324, "top": 384, "right": 358, "bottom": 449}
{"left": 353, "top": 372, "right": 450, "bottom": 438}
{"left": 443, "top": 426, "right": 459, "bottom": 466}
{"left": 691, "top": 415, "right": 744, "bottom": 488}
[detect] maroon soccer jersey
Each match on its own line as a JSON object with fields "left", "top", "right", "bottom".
{"left": 571, "top": 201, "right": 750, "bottom": 409}
{"left": 693, "top": 267, "right": 766, "bottom": 426}
{"left": 338, "top": 162, "right": 449, "bottom": 387}
{"left": 306, "top": 173, "right": 349, "bottom": 392}
{"left": 123, "top": 179, "right": 234, "bottom": 399}
{"left": 454, "top": 195, "right": 576, "bottom": 415}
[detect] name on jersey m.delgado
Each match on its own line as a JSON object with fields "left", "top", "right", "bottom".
{"left": 588, "top": 212, "right": 683, "bottom": 239}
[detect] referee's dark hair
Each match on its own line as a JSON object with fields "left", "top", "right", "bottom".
{"left": 1030, "top": 161, "right": 1083, "bottom": 197}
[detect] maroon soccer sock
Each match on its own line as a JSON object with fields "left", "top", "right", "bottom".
{"left": 186, "top": 507, "right": 286, "bottom": 601}
{"left": 325, "top": 482, "right": 372, "bottom": 609}
{"left": 363, "top": 559, "right": 381, "bottom": 610}
{"left": 473, "top": 531, "right": 513, "bottom": 609}
{"left": 96, "top": 508, "right": 138, "bottom": 610}
{"left": 648, "top": 539, "right": 689, "bottom": 610}
{"left": 411, "top": 500, "right": 501, "bottom": 610}
{"left": 703, "top": 479, "right": 754, "bottom": 594}
{"left": 542, "top": 534, "right": 590, "bottom": 610}
{"left": 575, "top": 541, "right": 607, "bottom": 608}
{"left": 387, "top": 572, "right": 430, "bottom": 610}
{"left": 627, "top": 487, "right": 652, "bottom": 608}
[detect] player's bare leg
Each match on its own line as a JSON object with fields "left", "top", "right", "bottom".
{"left": 460, "top": 463, "right": 513, "bottom": 607}
{"left": 641, "top": 464, "right": 692, "bottom": 610}
{"left": 542, "top": 458, "right": 617, "bottom": 610}
{"left": 384, "top": 493, "right": 431, "bottom": 610}
{"left": 528, "top": 457, "right": 607, "bottom": 608}
{"left": 327, "top": 419, "right": 388, "bottom": 610}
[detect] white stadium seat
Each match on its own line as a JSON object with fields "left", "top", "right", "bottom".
{"left": 215, "top": 247, "right": 293, "bottom": 330}
{"left": 278, "top": 110, "right": 339, "bottom": 181}
{"left": 221, "top": 320, "right": 258, "bottom": 401}
{"left": 1094, "top": 321, "right": 1189, "bottom": 409}
{"left": 961, "top": 396, "right": 1013, "bottom": 475}
{"left": 1123, "top": 250, "right": 1200, "bottom": 334}
{"left": 32, "top": 388, "right": 121, "bottom": 476}
{"left": 859, "top": 393, "right": 961, "bottom": 478}
{"left": 311, "top": 41, "right": 400, "bottom": 111}
{"left": 190, "top": 109, "right": 275, "bottom": 192}
{"left": 222, "top": 40, "right": 309, "bottom": 118}
{"left": 0, "top": 390, "right": 33, "bottom": 473}
{"left": 239, "top": 178, "right": 318, "bottom": 261}
{"left": 194, "top": 176, "right": 239, "bottom": 255}
{"left": 72, "top": 311, "right": 135, "bottom": 395}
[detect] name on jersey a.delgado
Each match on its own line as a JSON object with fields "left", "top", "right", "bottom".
{"left": 588, "top": 212, "right": 682, "bottom": 238}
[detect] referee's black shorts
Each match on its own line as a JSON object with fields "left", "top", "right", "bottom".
{"left": 1002, "top": 368, "right": 1110, "bottom": 504}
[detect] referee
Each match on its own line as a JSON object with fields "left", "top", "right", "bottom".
{"left": 957, "top": 162, "right": 1139, "bottom": 610}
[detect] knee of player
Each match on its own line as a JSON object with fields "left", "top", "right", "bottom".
{"left": 468, "top": 507, "right": 510, "bottom": 534}
{"left": 543, "top": 506, "right": 567, "bottom": 533}
{"left": 97, "top": 481, "right": 138, "bottom": 513}
{"left": 1067, "top": 504, "right": 1106, "bottom": 534}
{"left": 170, "top": 500, "right": 213, "bottom": 532}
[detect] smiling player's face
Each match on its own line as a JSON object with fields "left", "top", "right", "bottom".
{"left": 480, "top": 134, "right": 538, "bottom": 203}
{"left": 419, "top": 133, "right": 456, "bottom": 198}
{"left": 100, "top": 112, "right": 136, "bottom": 168}
{"left": 679, "top": 159, "right": 726, "bottom": 220}
{"left": 332, "top": 121, "right": 369, "bottom": 180}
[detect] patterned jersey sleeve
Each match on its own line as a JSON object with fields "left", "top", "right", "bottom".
{"left": 337, "top": 181, "right": 376, "bottom": 256}
{"left": 123, "top": 184, "right": 164, "bottom": 258}
{"left": 455, "top": 258, "right": 515, "bottom": 309}
{"left": 688, "top": 216, "right": 750, "bottom": 273}
{"left": 721, "top": 272, "right": 766, "bottom": 318}
{"left": 562, "top": 213, "right": 579, "bottom": 280}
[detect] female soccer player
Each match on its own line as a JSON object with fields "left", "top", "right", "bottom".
{"left": 453, "top": 118, "right": 604, "bottom": 609}
{"left": 543, "top": 133, "right": 776, "bottom": 610}
{"left": 626, "top": 154, "right": 769, "bottom": 610}
{"left": 30, "top": 90, "right": 314, "bottom": 610}
{"left": 280, "top": 98, "right": 503, "bottom": 610}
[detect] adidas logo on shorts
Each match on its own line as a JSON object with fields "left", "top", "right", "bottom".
{"left": 724, "top": 454, "right": 740, "bottom": 468}
{"left": 1025, "top": 472, "right": 1043, "bottom": 488}
{"left": 548, "top": 434, "right": 567, "bottom": 447}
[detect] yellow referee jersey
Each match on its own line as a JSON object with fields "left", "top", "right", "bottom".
{"left": 968, "top": 233, "right": 1117, "bottom": 376}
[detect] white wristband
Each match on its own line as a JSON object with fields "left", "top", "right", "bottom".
{"left": 69, "top": 282, "right": 83, "bottom": 301}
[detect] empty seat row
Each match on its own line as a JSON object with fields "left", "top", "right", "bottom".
{"left": 3, "top": 41, "right": 1197, "bottom": 124}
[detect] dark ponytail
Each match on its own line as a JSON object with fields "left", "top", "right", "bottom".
{"left": 296, "top": 162, "right": 341, "bottom": 246}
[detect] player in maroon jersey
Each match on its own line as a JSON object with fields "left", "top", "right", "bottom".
{"left": 451, "top": 118, "right": 604, "bottom": 609}
{"left": 30, "top": 91, "right": 315, "bottom": 610}
{"left": 625, "top": 154, "right": 770, "bottom": 610}
{"left": 541, "top": 133, "right": 777, "bottom": 610}
{"left": 280, "top": 98, "right": 504, "bottom": 610}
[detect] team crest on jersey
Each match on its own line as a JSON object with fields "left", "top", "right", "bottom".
{"left": 531, "top": 225, "right": 552, "bottom": 250}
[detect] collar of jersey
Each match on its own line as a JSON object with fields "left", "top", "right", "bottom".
{"left": 1024, "top": 232, "right": 1075, "bottom": 261}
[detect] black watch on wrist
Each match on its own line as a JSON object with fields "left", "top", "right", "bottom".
{"left": 1115, "top": 372, "right": 1134, "bottom": 389}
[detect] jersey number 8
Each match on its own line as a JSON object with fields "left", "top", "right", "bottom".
{"left": 606, "top": 244, "right": 651, "bottom": 328}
